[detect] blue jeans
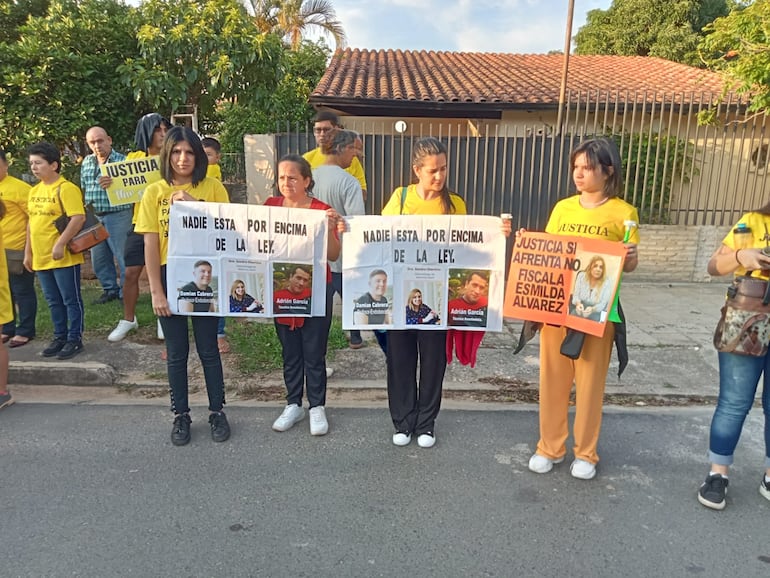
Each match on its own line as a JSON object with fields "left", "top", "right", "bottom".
{"left": 709, "top": 351, "right": 770, "bottom": 467}
{"left": 2, "top": 267, "right": 37, "bottom": 339}
{"left": 37, "top": 265, "right": 84, "bottom": 342}
{"left": 90, "top": 208, "right": 132, "bottom": 295}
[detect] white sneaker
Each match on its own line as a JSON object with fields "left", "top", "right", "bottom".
{"left": 570, "top": 458, "right": 597, "bottom": 480}
{"left": 272, "top": 403, "right": 305, "bottom": 432}
{"left": 309, "top": 406, "right": 329, "bottom": 436}
{"left": 326, "top": 366, "right": 334, "bottom": 378}
{"left": 528, "top": 453, "right": 564, "bottom": 474}
{"left": 157, "top": 319, "right": 164, "bottom": 340}
{"left": 417, "top": 432, "right": 436, "bottom": 448}
{"left": 392, "top": 432, "right": 412, "bottom": 446}
{"left": 108, "top": 318, "right": 138, "bottom": 342}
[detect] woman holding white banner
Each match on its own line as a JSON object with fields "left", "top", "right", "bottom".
{"left": 380, "top": 137, "right": 514, "bottom": 448}
{"left": 528, "top": 138, "right": 639, "bottom": 480}
{"left": 266, "top": 154, "right": 342, "bottom": 437}
{"left": 135, "top": 126, "right": 231, "bottom": 447}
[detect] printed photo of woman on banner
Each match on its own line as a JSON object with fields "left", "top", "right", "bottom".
{"left": 568, "top": 253, "right": 621, "bottom": 324}
{"left": 404, "top": 284, "right": 442, "bottom": 326}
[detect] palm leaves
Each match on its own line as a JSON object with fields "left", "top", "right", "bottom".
{"left": 247, "top": 0, "right": 347, "bottom": 50}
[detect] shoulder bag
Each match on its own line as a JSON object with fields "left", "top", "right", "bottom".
{"left": 53, "top": 186, "right": 110, "bottom": 254}
{"left": 713, "top": 275, "right": 770, "bottom": 356}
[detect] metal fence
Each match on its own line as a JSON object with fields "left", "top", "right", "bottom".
{"left": 274, "top": 91, "right": 770, "bottom": 229}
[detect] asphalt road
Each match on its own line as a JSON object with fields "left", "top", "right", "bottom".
{"left": 2, "top": 405, "right": 769, "bottom": 577}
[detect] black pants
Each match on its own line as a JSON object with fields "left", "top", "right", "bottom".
{"left": 386, "top": 329, "right": 447, "bottom": 435}
{"left": 160, "top": 265, "right": 225, "bottom": 414}
{"left": 274, "top": 284, "right": 333, "bottom": 408}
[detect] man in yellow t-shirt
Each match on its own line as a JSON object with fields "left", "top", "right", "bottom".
{"left": 303, "top": 111, "right": 367, "bottom": 201}
{"left": 0, "top": 150, "right": 36, "bottom": 348}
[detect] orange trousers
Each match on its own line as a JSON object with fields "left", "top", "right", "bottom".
{"left": 536, "top": 323, "right": 615, "bottom": 464}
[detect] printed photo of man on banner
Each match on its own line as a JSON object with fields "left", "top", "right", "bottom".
{"left": 447, "top": 269, "right": 489, "bottom": 328}
{"left": 273, "top": 263, "right": 313, "bottom": 316}
{"left": 504, "top": 231, "right": 627, "bottom": 337}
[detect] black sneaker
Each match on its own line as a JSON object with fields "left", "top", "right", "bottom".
{"left": 171, "top": 413, "right": 192, "bottom": 446}
{"left": 57, "top": 340, "right": 84, "bottom": 360}
{"left": 698, "top": 473, "right": 728, "bottom": 510}
{"left": 209, "top": 411, "right": 231, "bottom": 443}
{"left": 92, "top": 291, "right": 120, "bottom": 305}
{"left": 760, "top": 477, "right": 770, "bottom": 503}
{"left": 42, "top": 337, "right": 67, "bottom": 357}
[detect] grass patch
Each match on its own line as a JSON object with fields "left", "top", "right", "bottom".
{"left": 227, "top": 316, "right": 349, "bottom": 374}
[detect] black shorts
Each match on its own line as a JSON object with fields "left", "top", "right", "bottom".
{"left": 124, "top": 228, "right": 145, "bottom": 267}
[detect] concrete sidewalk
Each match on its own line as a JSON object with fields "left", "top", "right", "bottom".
{"left": 8, "top": 282, "right": 730, "bottom": 403}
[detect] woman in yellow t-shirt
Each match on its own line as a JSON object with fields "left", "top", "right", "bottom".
{"left": 528, "top": 138, "right": 639, "bottom": 481}
{"left": 696, "top": 210, "right": 770, "bottom": 510}
{"left": 135, "top": 126, "right": 230, "bottom": 447}
{"left": 0, "top": 149, "right": 36, "bottom": 348}
{"left": 26, "top": 142, "right": 87, "bottom": 360}
{"left": 0, "top": 202, "right": 14, "bottom": 409}
{"left": 380, "top": 137, "right": 514, "bottom": 449}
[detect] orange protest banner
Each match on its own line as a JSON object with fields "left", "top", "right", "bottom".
{"left": 504, "top": 232, "right": 627, "bottom": 337}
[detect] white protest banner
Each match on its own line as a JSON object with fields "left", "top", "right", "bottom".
{"left": 101, "top": 156, "right": 162, "bottom": 206}
{"left": 166, "top": 202, "right": 328, "bottom": 317}
{"left": 341, "top": 215, "right": 506, "bottom": 331}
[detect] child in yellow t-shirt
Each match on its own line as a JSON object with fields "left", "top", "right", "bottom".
{"left": 201, "top": 137, "right": 229, "bottom": 352}
{"left": 201, "top": 137, "right": 222, "bottom": 182}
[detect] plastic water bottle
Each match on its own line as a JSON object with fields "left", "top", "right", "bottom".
{"left": 734, "top": 223, "right": 753, "bottom": 250}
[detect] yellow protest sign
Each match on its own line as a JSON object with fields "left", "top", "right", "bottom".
{"left": 101, "top": 156, "right": 161, "bottom": 206}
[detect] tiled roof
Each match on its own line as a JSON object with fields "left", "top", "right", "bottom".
{"left": 311, "top": 49, "right": 733, "bottom": 108}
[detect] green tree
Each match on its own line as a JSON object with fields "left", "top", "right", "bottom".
{"left": 699, "top": 0, "right": 770, "bottom": 115}
{"left": 121, "top": 0, "right": 285, "bottom": 121}
{"left": 247, "top": 0, "right": 346, "bottom": 50}
{"left": 219, "top": 39, "right": 329, "bottom": 157}
{"left": 0, "top": 0, "right": 50, "bottom": 41}
{"left": 0, "top": 0, "right": 139, "bottom": 167}
{"left": 575, "top": 0, "right": 734, "bottom": 65}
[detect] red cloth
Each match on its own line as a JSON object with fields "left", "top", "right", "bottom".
{"left": 446, "top": 329, "right": 485, "bottom": 368}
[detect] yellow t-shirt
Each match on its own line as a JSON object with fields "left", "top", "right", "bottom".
{"left": 545, "top": 195, "right": 640, "bottom": 244}
{"left": 206, "top": 164, "right": 222, "bottom": 181}
{"left": 723, "top": 212, "right": 770, "bottom": 279}
{"left": 0, "top": 223, "right": 12, "bottom": 325}
{"left": 304, "top": 148, "right": 367, "bottom": 192}
{"left": 27, "top": 176, "right": 85, "bottom": 271}
{"left": 0, "top": 174, "right": 32, "bottom": 250}
{"left": 135, "top": 177, "right": 230, "bottom": 265}
{"left": 381, "top": 184, "right": 467, "bottom": 216}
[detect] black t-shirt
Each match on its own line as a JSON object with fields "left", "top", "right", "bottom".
{"left": 354, "top": 292, "right": 390, "bottom": 323}
{"left": 179, "top": 281, "right": 214, "bottom": 313}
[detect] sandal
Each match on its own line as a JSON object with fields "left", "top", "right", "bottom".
{"left": 1, "top": 334, "right": 9, "bottom": 344}
{"left": 8, "top": 336, "right": 31, "bottom": 348}
{"left": 218, "top": 336, "right": 231, "bottom": 354}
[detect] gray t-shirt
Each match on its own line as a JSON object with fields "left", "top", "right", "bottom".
{"left": 312, "top": 164, "right": 365, "bottom": 273}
